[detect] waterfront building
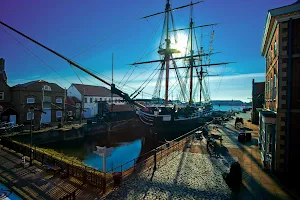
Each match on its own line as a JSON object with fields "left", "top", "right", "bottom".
{"left": 0, "top": 58, "right": 17, "bottom": 124}
{"left": 65, "top": 96, "right": 81, "bottom": 120}
{"left": 11, "top": 80, "right": 66, "bottom": 129}
{"left": 260, "top": 0, "right": 300, "bottom": 182}
{"left": 251, "top": 79, "right": 265, "bottom": 124}
{"left": 67, "top": 84, "right": 124, "bottom": 118}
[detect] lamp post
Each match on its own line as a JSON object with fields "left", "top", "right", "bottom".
{"left": 29, "top": 106, "right": 34, "bottom": 166}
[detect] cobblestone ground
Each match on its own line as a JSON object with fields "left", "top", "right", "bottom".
{"left": 105, "top": 151, "right": 235, "bottom": 200}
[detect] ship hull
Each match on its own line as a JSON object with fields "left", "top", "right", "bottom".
{"left": 136, "top": 109, "right": 212, "bottom": 140}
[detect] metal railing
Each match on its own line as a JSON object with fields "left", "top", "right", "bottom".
{"left": 105, "top": 121, "right": 212, "bottom": 190}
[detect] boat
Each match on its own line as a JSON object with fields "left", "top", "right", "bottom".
{"left": 130, "top": 0, "right": 233, "bottom": 137}
{"left": 0, "top": 1, "right": 233, "bottom": 139}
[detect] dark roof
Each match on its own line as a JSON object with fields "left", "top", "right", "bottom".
{"left": 258, "top": 109, "right": 276, "bottom": 118}
{"left": 0, "top": 102, "right": 15, "bottom": 113}
{"left": 72, "top": 84, "right": 120, "bottom": 97}
{"left": 254, "top": 82, "right": 265, "bottom": 95}
{"left": 71, "top": 96, "right": 81, "bottom": 103}
{"left": 66, "top": 97, "right": 75, "bottom": 105}
{"left": 14, "top": 80, "right": 49, "bottom": 87}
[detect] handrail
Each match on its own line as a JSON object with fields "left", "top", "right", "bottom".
{"left": 106, "top": 121, "right": 212, "bottom": 174}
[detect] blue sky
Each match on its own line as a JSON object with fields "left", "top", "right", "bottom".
{"left": 0, "top": 0, "right": 296, "bottom": 102}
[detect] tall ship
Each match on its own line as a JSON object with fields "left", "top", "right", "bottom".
{"left": 131, "top": 0, "right": 232, "bottom": 134}
{"left": 0, "top": 0, "right": 232, "bottom": 138}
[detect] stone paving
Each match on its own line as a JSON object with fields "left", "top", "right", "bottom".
{"left": 105, "top": 150, "right": 237, "bottom": 200}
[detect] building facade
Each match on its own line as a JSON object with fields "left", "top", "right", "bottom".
{"left": 11, "top": 80, "right": 66, "bottom": 128}
{"left": 67, "top": 84, "right": 124, "bottom": 118}
{"left": 0, "top": 58, "right": 17, "bottom": 124}
{"left": 65, "top": 96, "right": 81, "bottom": 120}
{"left": 251, "top": 79, "right": 265, "bottom": 124}
{"left": 260, "top": 0, "right": 300, "bottom": 178}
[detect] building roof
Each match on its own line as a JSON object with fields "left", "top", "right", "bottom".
{"left": 254, "top": 82, "right": 265, "bottom": 95}
{"left": 72, "top": 84, "right": 120, "bottom": 97}
{"left": 258, "top": 109, "right": 277, "bottom": 118}
{"left": 13, "top": 80, "right": 49, "bottom": 88}
{"left": 0, "top": 102, "right": 15, "bottom": 114}
{"left": 71, "top": 96, "right": 81, "bottom": 103}
{"left": 66, "top": 96, "right": 75, "bottom": 105}
{"left": 261, "top": 0, "right": 300, "bottom": 56}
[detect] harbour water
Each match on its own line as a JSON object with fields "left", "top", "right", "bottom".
{"left": 40, "top": 127, "right": 152, "bottom": 173}
{"left": 213, "top": 104, "right": 248, "bottom": 112}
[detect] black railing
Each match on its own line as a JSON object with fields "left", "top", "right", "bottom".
{"left": 0, "top": 138, "right": 107, "bottom": 193}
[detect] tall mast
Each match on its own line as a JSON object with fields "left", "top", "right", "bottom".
{"left": 199, "top": 46, "right": 203, "bottom": 104}
{"left": 189, "top": 1, "right": 194, "bottom": 106}
{"left": 164, "top": 0, "right": 171, "bottom": 105}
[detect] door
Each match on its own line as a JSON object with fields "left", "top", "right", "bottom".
{"left": 41, "top": 108, "right": 51, "bottom": 123}
{"left": 9, "top": 115, "right": 16, "bottom": 126}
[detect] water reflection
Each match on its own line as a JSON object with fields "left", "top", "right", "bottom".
{"left": 85, "top": 139, "right": 142, "bottom": 172}
{"left": 40, "top": 127, "right": 149, "bottom": 172}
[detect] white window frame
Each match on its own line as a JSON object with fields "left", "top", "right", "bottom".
{"left": 0, "top": 92, "right": 4, "bottom": 100}
{"left": 56, "top": 97, "right": 63, "bottom": 103}
{"left": 27, "top": 97, "right": 35, "bottom": 104}
{"left": 27, "top": 112, "right": 34, "bottom": 120}
{"left": 43, "top": 85, "right": 51, "bottom": 91}
{"left": 56, "top": 111, "right": 62, "bottom": 118}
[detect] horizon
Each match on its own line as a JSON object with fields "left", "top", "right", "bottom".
{"left": 1, "top": 0, "right": 295, "bottom": 102}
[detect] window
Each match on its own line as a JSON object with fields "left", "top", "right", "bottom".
{"left": 85, "top": 97, "right": 87, "bottom": 103}
{"left": 68, "top": 111, "right": 73, "bottom": 116}
{"left": 90, "top": 98, "right": 93, "bottom": 103}
{"left": 56, "top": 111, "right": 62, "bottom": 118}
{"left": 273, "top": 74, "right": 277, "bottom": 100}
{"left": 27, "top": 112, "right": 34, "bottom": 120}
{"left": 0, "top": 92, "right": 4, "bottom": 100}
{"left": 56, "top": 97, "right": 63, "bottom": 103}
{"left": 27, "top": 97, "right": 35, "bottom": 103}
{"left": 43, "top": 85, "right": 51, "bottom": 91}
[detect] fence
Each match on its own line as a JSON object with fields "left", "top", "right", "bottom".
{"left": 0, "top": 138, "right": 107, "bottom": 193}
{"left": 106, "top": 122, "right": 211, "bottom": 190}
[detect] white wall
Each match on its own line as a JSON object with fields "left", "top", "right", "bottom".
{"left": 67, "top": 85, "right": 82, "bottom": 101}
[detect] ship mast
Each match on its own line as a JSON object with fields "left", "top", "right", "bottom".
{"left": 189, "top": 2, "right": 194, "bottom": 106}
{"left": 165, "top": 0, "right": 171, "bottom": 105}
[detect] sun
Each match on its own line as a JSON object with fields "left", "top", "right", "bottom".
{"left": 170, "top": 32, "right": 189, "bottom": 57}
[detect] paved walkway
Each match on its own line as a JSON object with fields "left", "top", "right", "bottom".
{"left": 0, "top": 147, "right": 102, "bottom": 200}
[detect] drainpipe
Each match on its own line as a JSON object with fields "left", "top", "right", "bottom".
{"left": 285, "top": 18, "right": 293, "bottom": 174}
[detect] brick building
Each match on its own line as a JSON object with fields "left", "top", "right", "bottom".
{"left": 251, "top": 79, "right": 265, "bottom": 124}
{"left": 0, "top": 58, "right": 17, "bottom": 124}
{"left": 11, "top": 80, "right": 66, "bottom": 128}
{"left": 260, "top": 0, "right": 300, "bottom": 183}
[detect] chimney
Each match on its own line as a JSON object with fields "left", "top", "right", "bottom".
{"left": 0, "top": 58, "right": 5, "bottom": 72}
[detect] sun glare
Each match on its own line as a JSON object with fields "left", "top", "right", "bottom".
{"left": 170, "top": 32, "right": 189, "bottom": 57}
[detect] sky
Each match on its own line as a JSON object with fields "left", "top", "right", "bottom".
{"left": 0, "top": 0, "right": 296, "bottom": 102}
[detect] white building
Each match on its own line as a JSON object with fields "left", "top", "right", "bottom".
{"left": 67, "top": 84, "right": 124, "bottom": 118}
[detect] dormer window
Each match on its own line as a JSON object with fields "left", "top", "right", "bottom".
{"left": 43, "top": 85, "right": 51, "bottom": 91}
{"left": 27, "top": 97, "right": 35, "bottom": 103}
{"left": 0, "top": 92, "right": 4, "bottom": 100}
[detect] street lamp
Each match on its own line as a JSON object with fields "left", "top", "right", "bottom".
{"left": 29, "top": 106, "right": 34, "bottom": 166}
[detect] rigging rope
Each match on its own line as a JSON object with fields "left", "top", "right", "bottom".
{"left": 0, "top": 26, "right": 69, "bottom": 86}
